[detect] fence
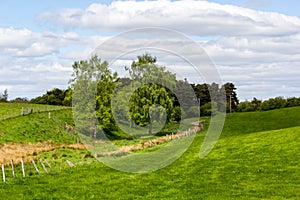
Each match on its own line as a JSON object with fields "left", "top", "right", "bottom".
{"left": 0, "top": 104, "right": 70, "bottom": 121}
{"left": 1, "top": 158, "right": 75, "bottom": 183}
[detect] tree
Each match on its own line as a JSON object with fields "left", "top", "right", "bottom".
{"left": 251, "top": 97, "right": 262, "bottom": 111}
{"left": 221, "top": 82, "right": 239, "bottom": 112}
{"left": 192, "top": 83, "right": 210, "bottom": 106}
{"left": 10, "top": 97, "right": 29, "bottom": 103}
{"left": 30, "top": 88, "right": 67, "bottom": 106}
{"left": 0, "top": 89, "right": 8, "bottom": 102}
{"left": 63, "top": 88, "right": 72, "bottom": 107}
{"left": 125, "top": 54, "right": 176, "bottom": 135}
{"left": 260, "top": 96, "right": 286, "bottom": 111}
{"left": 3, "top": 89, "right": 8, "bottom": 101}
{"left": 95, "top": 66, "right": 118, "bottom": 132}
{"left": 70, "top": 55, "right": 118, "bottom": 137}
{"left": 174, "top": 79, "right": 198, "bottom": 110}
{"left": 286, "top": 97, "right": 300, "bottom": 107}
{"left": 237, "top": 101, "right": 253, "bottom": 112}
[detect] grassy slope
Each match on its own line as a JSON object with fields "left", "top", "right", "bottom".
{"left": 0, "top": 106, "right": 75, "bottom": 144}
{"left": 1, "top": 126, "right": 299, "bottom": 199}
{"left": 0, "top": 102, "right": 68, "bottom": 121}
{"left": 0, "top": 106, "right": 299, "bottom": 199}
{"left": 221, "top": 106, "right": 300, "bottom": 137}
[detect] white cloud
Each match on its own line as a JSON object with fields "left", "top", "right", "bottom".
{"left": 36, "top": 0, "right": 300, "bottom": 37}
{"left": 0, "top": 28, "right": 35, "bottom": 48}
{"left": 0, "top": 27, "right": 83, "bottom": 58}
{"left": 0, "top": 61, "right": 72, "bottom": 99}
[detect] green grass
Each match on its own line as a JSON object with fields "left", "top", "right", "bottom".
{"left": 0, "top": 105, "right": 299, "bottom": 199}
{"left": 0, "top": 102, "right": 68, "bottom": 121}
{"left": 221, "top": 106, "right": 300, "bottom": 137}
{"left": 0, "top": 107, "right": 75, "bottom": 144}
{"left": 0, "top": 126, "right": 299, "bottom": 199}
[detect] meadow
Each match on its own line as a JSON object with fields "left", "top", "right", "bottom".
{"left": 0, "top": 104, "right": 299, "bottom": 199}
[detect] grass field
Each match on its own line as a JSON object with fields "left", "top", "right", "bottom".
{"left": 0, "top": 102, "right": 69, "bottom": 121}
{"left": 0, "top": 104, "right": 299, "bottom": 199}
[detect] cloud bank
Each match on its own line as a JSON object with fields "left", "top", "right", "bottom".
{"left": 1, "top": 0, "right": 300, "bottom": 100}
{"left": 36, "top": 0, "right": 300, "bottom": 37}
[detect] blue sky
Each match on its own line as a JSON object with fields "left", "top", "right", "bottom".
{"left": 0, "top": 0, "right": 300, "bottom": 100}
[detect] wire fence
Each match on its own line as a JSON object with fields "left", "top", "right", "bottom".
{"left": 0, "top": 103, "right": 70, "bottom": 121}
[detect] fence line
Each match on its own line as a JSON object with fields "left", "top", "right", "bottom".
{"left": 0, "top": 106, "right": 70, "bottom": 121}
{"left": 1, "top": 159, "right": 76, "bottom": 183}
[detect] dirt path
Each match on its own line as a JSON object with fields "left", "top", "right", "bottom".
{"left": 0, "top": 142, "right": 85, "bottom": 165}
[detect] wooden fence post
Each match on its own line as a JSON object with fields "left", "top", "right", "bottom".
{"left": 45, "top": 160, "right": 51, "bottom": 169}
{"left": 2, "top": 164, "right": 6, "bottom": 182}
{"left": 32, "top": 160, "right": 40, "bottom": 175}
{"left": 66, "top": 160, "right": 75, "bottom": 168}
{"left": 11, "top": 160, "right": 16, "bottom": 178}
{"left": 21, "top": 159, "right": 26, "bottom": 177}
{"left": 39, "top": 159, "right": 48, "bottom": 174}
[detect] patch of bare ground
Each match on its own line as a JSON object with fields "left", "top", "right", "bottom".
{"left": 0, "top": 142, "right": 85, "bottom": 165}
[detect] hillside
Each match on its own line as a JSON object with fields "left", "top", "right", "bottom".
{"left": 0, "top": 104, "right": 299, "bottom": 199}
{"left": 1, "top": 126, "right": 299, "bottom": 199}
{"left": 0, "top": 106, "right": 75, "bottom": 144}
{"left": 222, "top": 106, "right": 300, "bottom": 137}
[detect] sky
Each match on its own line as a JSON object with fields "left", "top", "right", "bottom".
{"left": 0, "top": 0, "right": 300, "bottom": 101}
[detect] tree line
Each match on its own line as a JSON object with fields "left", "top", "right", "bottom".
{"left": 69, "top": 54, "right": 239, "bottom": 136}
{"left": 3, "top": 54, "right": 300, "bottom": 134}
{"left": 29, "top": 88, "right": 72, "bottom": 106}
{"left": 237, "top": 96, "right": 300, "bottom": 112}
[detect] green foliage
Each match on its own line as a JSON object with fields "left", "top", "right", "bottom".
{"left": 237, "top": 101, "right": 253, "bottom": 112}
{"left": 125, "top": 54, "right": 176, "bottom": 135}
{"left": 185, "top": 105, "right": 200, "bottom": 117}
{"left": 171, "top": 106, "right": 183, "bottom": 121}
{"left": 111, "top": 83, "right": 132, "bottom": 125}
{"left": 192, "top": 83, "right": 210, "bottom": 106}
{"left": 30, "top": 88, "right": 71, "bottom": 106}
{"left": 237, "top": 96, "right": 300, "bottom": 113}
{"left": 62, "top": 88, "right": 72, "bottom": 106}
{"left": 129, "top": 84, "right": 174, "bottom": 125}
{"left": 260, "top": 96, "right": 286, "bottom": 111}
{"left": 174, "top": 79, "right": 198, "bottom": 109}
{"left": 9, "top": 97, "right": 29, "bottom": 103}
{"left": 222, "top": 82, "right": 239, "bottom": 112}
{"left": 70, "top": 55, "right": 118, "bottom": 137}
{"left": 192, "top": 82, "right": 229, "bottom": 114}
{"left": 200, "top": 102, "right": 212, "bottom": 116}
{"left": 95, "top": 73, "right": 118, "bottom": 131}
